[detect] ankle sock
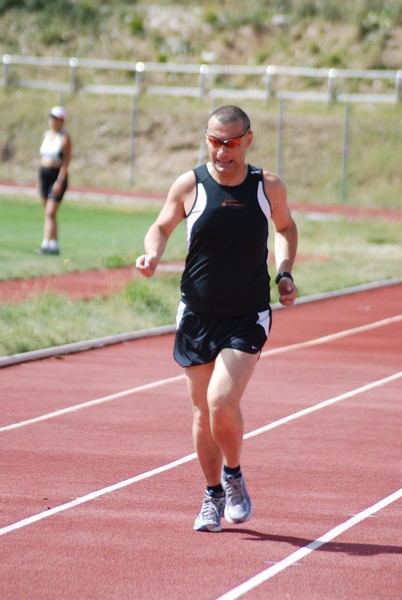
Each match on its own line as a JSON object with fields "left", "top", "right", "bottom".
{"left": 223, "top": 465, "right": 241, "bottom": 477}
{"left": 207, "top": 484, "right": 224, "bottom": 496}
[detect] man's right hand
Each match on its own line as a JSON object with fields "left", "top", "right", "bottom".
{"left": 135, "top": 255, "right": 157, "bottom": 278}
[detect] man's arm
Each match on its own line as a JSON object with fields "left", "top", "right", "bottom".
{"left": 264, "top": 172, "right": 298, "bottom": 306}
{"left": 136, "top": 170, "right": 195, "bottom": 278}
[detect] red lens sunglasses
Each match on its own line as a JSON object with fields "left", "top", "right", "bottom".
{"left": 205, "top": 127, "right": 250, "bottom": 149}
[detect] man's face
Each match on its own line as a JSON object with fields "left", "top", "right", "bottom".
{"left": 205, "top": 117, "right": 253, "bottom": 177}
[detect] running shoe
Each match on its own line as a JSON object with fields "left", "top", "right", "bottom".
{"left": 193, "top": 490, "right": 225, "bottom": 532}
{"left": 222, "top": 472, "right": 253, "bottom": 524}
{"left": 48, "top": 240, "right": 60, "bottom": 255}
{"left": 40, "top": 246, "right": 60, "bottom": 255}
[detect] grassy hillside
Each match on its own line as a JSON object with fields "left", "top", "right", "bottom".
{"left": 1, "top": 1, "right": 401, "bottom": 206}
{"left": 1, "top": 1, "right": 402, "bottom": 68}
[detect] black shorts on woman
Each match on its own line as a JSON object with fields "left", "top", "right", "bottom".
{"left": 39, "top": 166, "right": 68, "bottom": 202}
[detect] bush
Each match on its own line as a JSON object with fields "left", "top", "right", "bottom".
{"left": 0, "top": 0, "right": 99, "bottom": 28}
{"left": 128, "top": 12, "right": 145, "bottom": 36}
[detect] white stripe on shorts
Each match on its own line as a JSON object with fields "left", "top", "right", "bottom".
{"left": 257, "top": 308, "right": 271, "bottom": 337}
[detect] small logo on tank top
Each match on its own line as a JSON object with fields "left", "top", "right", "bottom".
{"left": 221, "top": 198, "right": 245, "bottom": 208}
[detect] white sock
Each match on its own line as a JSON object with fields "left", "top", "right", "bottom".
{"left": 49, "top": 240, "right": 60, "bottom": 250}
{"left": 41, "top": 239, "right": 50, "bottom": 249}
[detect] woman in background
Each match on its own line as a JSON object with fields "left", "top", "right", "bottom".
{"left": 38, "top": 105, "right": 71, "bottom": 255}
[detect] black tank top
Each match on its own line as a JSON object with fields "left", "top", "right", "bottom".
{"left": 180, "top": 163, "right": 272, "bottom": 316}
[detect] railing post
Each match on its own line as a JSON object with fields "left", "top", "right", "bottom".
{"left": 277, "top": 99, "right": 284, "bottom": 178}
{"left": 199, "top": 64, "right": 209, "bottom": 101}
{"left": 2, "top": 54, "right": 11, "bottom": 88}
{"left": 129, "top": 62, "right": 145, "bottom": 186}
{"left": 396, "top": 70, "right": 402, "bottom": 103}
{"left": 328, "top": 68, "right": 337, "bottom": 103}
{"left": 265, "top": 65, "right": 275, "bottom": 103}
{"left": 69, "top": 57, "right": 79, "bottom": 93}
{"left": 135, "top": 61, "right": 144, "bottom": 94}
{"left": 341, "top": 103, "right": 350, "bottom": 203}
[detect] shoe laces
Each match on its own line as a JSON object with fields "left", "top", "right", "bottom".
{"left": 202, "top": 491, "right": 224, "bottom": 518}
{"left": 224, "top": 474, "right": 244, "bottom": 505}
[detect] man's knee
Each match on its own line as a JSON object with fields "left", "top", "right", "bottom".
{"left": 208, "top": 395, "right": 239, "bottom": 424}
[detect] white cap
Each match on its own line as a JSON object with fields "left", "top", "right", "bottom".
{"left": 49, "top": 105, "right": 67, "bottom": 120}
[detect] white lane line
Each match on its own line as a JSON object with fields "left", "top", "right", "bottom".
{"left": 260, "top": 315, "right": 402, "bottom": 358}
{"left": 1, "top": 315, "right": 401, "bottom": 433}
{"left": 0, "top": 452, "right": 196, "bottom": 537}
{"left": 215, "top": 487, "right": 402, "bottom": 600}
{"left": 0, "top": 375, "right": 185, "bottom": 432}
{"left": 244, "top": 371, "right": 402, "bottom": 440}
{"left": 0, "top": 370, "right": 399, "bottom": 537}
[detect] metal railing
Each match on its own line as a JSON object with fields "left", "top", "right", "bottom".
{"left": 2, "top": 54, "right": 402, "bottom": 104}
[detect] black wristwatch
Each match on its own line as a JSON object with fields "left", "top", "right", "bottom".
{"left": 275, "top": 271, "right": 294, "bottom": 284}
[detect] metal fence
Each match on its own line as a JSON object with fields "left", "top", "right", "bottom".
{"left": 1, "top": 55, "right": 401, "bottom": 203}
{"left": 2, "top": 54, "right": 402, "bottom": 105}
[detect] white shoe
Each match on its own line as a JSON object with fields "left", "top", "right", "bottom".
{"left": 193, "top": 490, "right": 225, "bottom": 532}
{"left": 222, "top": 472, "right": 253, "bottom": 524}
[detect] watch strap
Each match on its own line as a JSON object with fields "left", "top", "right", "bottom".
{"left": 275, "top": 271, "right": 294, "bottom": 284}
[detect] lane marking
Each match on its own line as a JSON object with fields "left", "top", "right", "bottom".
{"left": 244, "top": 371, "right": 402, "bottom": 440}
{"left": 0, "top": 376, "right": 185, "bottom": 432}
{"left": 1, "top": 370, "right": 400, "bottom": 537}
{"left": 0, "top": 453, "right": 196, "bottom": 537}
{"left": 215, "top": 487, "right": 402, "bottom": 600}
{"left": 1, "top": 315, "right": 401, "bottom": 433}
{"left": 260, "top": 314, "right": 402, "bottom": 358}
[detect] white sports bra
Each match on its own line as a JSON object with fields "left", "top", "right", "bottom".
{"left": 40, "top": 130, "right": 64, "bottom": 162}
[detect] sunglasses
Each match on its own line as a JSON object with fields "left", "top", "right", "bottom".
{"left": 205, "top": 127, "right": 250, "bottom": 149}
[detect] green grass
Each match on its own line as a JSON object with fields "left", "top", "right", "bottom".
{"left": 0, "top": 195, "right": 186, "bottom": 280}
{"left": 1, "top": 195, "right": 401, "bottom": 357}
{"left": 0, "top": 276, "right": 182, "bottom": 356}
{"left": 293, "top": 214, "right": 402, "bottom": 296}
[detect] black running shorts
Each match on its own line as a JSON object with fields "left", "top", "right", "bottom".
{"left": 39, "top": 166, "right": 68, "bottom": 202}
{"left": 173, "top": 302, "right": 271, "bottom": 367}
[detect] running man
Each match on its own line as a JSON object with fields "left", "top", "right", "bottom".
{"left": 136, "top": 105, "right": 298, "bottom": 532}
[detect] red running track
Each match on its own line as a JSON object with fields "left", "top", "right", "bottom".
{"left": 1, "top": 283, "right": 401, "bottom": 599}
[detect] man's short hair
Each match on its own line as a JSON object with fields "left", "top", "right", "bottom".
{"left": 208, "top": 105, "right": 251, "bottom": 130}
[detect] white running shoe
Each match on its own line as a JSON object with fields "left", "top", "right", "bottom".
{"left": 193, "top": 490, "right": 225, "bottom": 532}
{"left": 222, "top": 472, "right": 253, "bottom": 524}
